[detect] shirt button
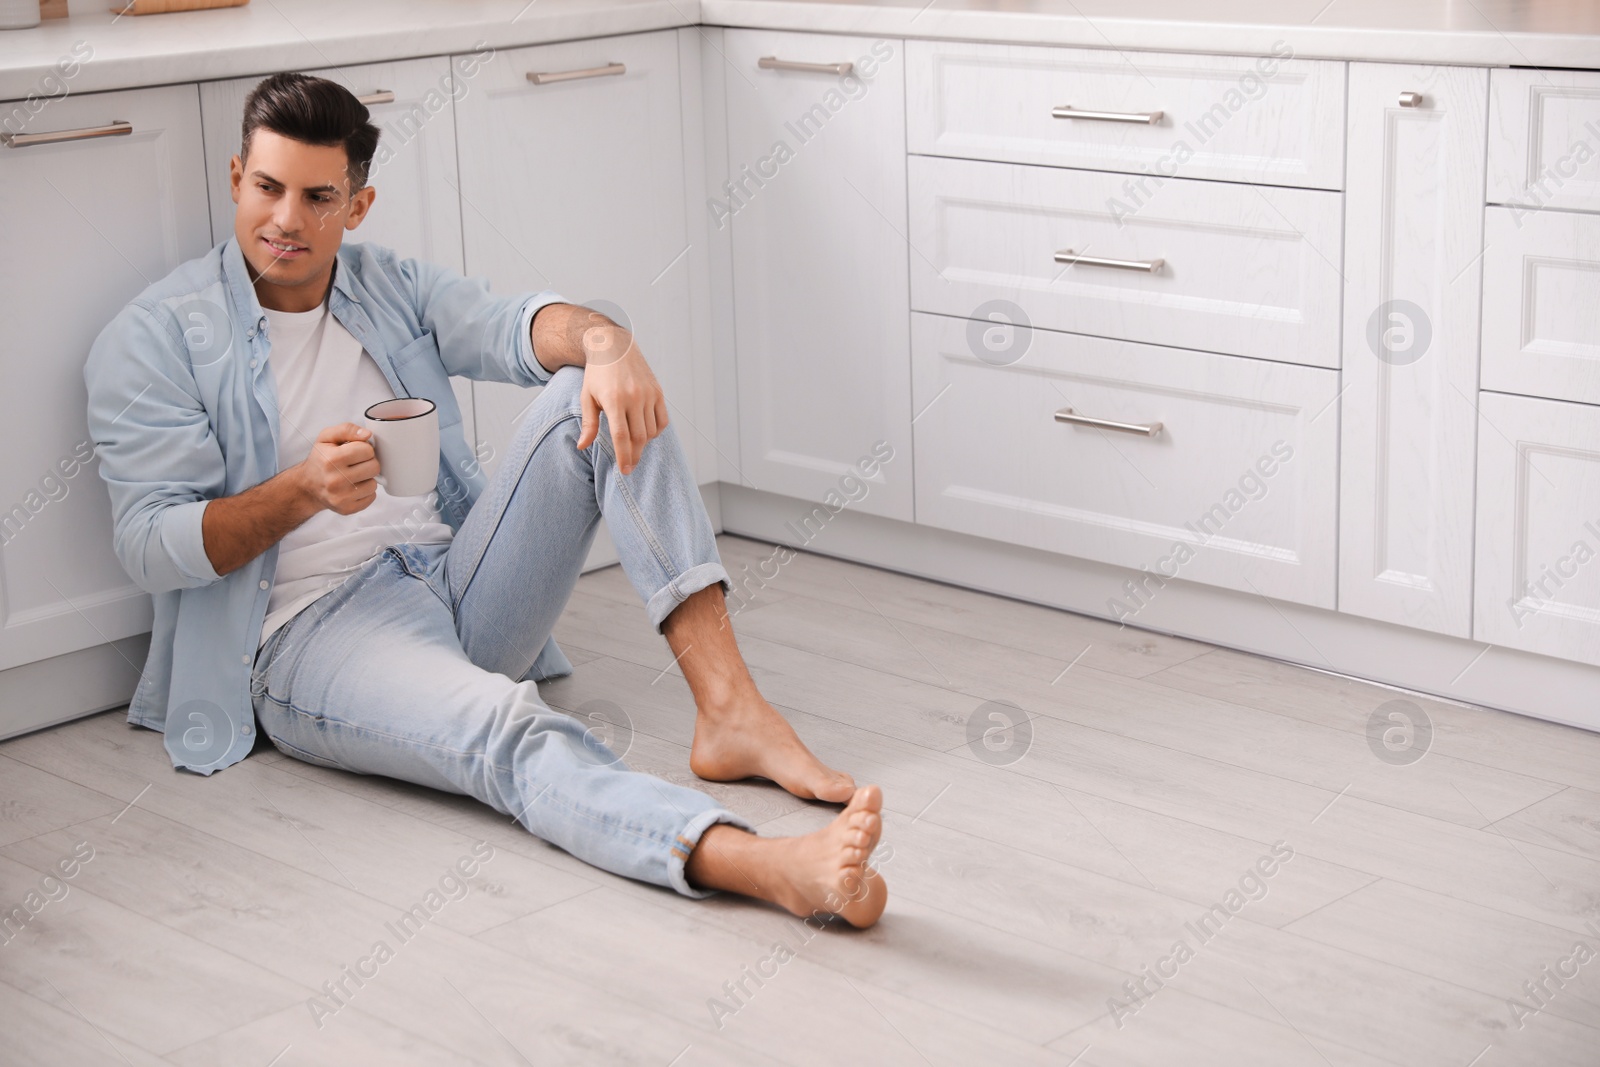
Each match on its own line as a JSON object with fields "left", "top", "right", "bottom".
{"left": 259, "top": 580, "right": 269, "bottom": 590}
{"left": 241, "top": 722, "right": 253, "bottom": 736}
{"left": 241, "top": 654, "right": 250, "bottom": 664}
{"left": 249, "top": 359, "right": 258, "bottom": 368}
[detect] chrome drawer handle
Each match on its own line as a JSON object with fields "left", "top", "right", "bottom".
{"left": 1, "top": 120, "right": 133, "bottom": 148}
{"left": 527, "top": 62, "right": 625, "bottom": 86}
{"left": 356, "top": 90, "right": 396, "bottom": 106}
{"left": 1054, "top": 249, "right": 1165, "bottom": 273}
{"left": 1054, "top": 408, "right": 1163, "bottom": 437}
{"left": 758, "top": 56, "right": 855, "bottom": 76}
{"left": 1398, "top": 91, "right": 1423, "bottom": 108}
{"left": 1052, "top": 105, "right": 1163, "bottom": 125}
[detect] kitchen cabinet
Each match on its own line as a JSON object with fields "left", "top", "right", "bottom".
{"left": 1473, "top": 391, "right": 1600, "bottom": 667}
{"left": 1337, "top": 62, "right": 1488, "bottom": 638}
{"left": 910, "top": 312, "right": 1339, "bottom": 606}
{"left": 199, "top": 55, "right": 477, "bottom": 449}
{"left": 3, "top": 12, "right": 1599, "bottom": 739}
{"left": 720, "top": 28, "right": 913, "bottom": 521}
{"left": 1487, "top": 67, "right": 1600, "bottom": 215}
{"left": 1479, "top": 205, "right": 1600, "bottom": 407}
{"left": 906, "top": 38, "right": 1345, "bottom": 190}
{"left": 0, "top": 85, "right": 211, "bottom": 698}
{"left": 453, "top": 30, "right": 700, "bottom": 490}
{"left": 907, "top": 154, "right": 1343, "bottom": 367}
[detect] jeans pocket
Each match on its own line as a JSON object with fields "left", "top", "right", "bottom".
{"left": 262, "top": 715, "right": 348, "bottom": 770}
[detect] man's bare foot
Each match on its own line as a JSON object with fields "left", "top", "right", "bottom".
{"left": 659, "top": 584, "right": 855, "bottom": 803}
{"left": 686, "top": 786, "right": 888, "bottom": 928}
{"left": 690, "top": 696, "right": 855, "bottom": 803}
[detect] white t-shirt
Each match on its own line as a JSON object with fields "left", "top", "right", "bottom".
{"left": 258, "top": 298, "right": 454, "bottom": 647}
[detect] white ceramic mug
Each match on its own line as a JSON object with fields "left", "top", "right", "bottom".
{"left": 363, "top": 397, "right": 439, "bottom": 497}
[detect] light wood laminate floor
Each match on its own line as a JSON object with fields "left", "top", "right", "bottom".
{"left": 2, "top": 535, "right": 1598, "bottom": 1065}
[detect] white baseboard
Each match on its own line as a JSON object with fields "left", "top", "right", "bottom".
{"left": 716, "top": 484, "right": 1600, "bottom": 734}
{"left": 0, "top": 634, "right": 151, "bottom": 742}
{"left": 10, "top": 480, "right": 1587, "bottom": 742}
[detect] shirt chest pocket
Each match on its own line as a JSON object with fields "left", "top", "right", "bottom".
{"left": 388, "top": 330, "right": 463, "bottom": 431}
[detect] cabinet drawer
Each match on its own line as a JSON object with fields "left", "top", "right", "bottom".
{"left": 910, "top": 313, "right": 1339, "bottom": 609}
{"left": 906, "top": 39, "right": 1344, "bottom": 189}
{"left": 908, "top": 155, "right": 1343, "bottom": 367}
{"left": 1487, "top": 68, "right": 1600, "bottom": 215}
{"left": 1473, "top": 392, "right": 1600, "bottom": 667}
{"left": 1480, "top": 206, "right": 1600, "bottom": 406}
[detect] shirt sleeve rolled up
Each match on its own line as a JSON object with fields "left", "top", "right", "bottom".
{"left": 395, "top": 253, "right": 565, "bottom": 387}
{"left": 84, "top": 302, "right": 226, "bottom": 594}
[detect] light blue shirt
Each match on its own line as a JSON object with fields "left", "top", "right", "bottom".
{"left": 84, "top": 235, "right": 569, "bottom": 775}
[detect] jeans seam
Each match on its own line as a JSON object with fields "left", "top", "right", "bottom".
{"left": 502, "top": 766, "right": 677, "bottom": 849}
{"left": 262, "top": 693, "right": 678, "bottom": 849}
{"left": 252, "top": 556, "right": 390, "bottom": 706}
{"left": 450, "top": 405, "right": 585, "bottom": 615}
{"left": 609, "top": 435, "right": 681, "bottom": 595}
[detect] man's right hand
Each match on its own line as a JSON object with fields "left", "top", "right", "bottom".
{"left": 297, "top": 423, "right": 379, "bottom": 515}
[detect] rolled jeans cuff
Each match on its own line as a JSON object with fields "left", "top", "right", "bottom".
{"left": 645, "top": 561, "right": 732, "bottom": 634}
{"left": 669, "top": 807, "right": 757, "bottom": 899}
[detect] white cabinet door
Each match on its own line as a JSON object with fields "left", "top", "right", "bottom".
{"left": 0, "top": 85, "right": 211, "bottom": 673}
{"left": 1479, "top": 205, "right": 1600, "bottom": 406}
{"left": 1487, "top": 68, "right": 1600, "bottom": 215}
{"left": 455, "top": 31, "right": 698, "bottom": 488}
{"left": 199, "top": 55, "right": 476, "bottom": 446}
{"left": 1473, "top": 392, "right": 1600, "bottom": 667}
{"left": 910, "top": 313, "right": 1339, "bottom": 608}
{"left": 722, "top": 29, "right": 913, "bottom": 520}
{"left": 1338, "top": 63, "right": 1488, "bottom": 638}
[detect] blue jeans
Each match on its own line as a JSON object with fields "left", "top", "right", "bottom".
{"left": 250, "top": 367, "right": 750, "bottom": 897}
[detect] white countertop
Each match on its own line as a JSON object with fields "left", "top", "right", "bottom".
{"left": 3, "top": 0, "right": 1597, "bottom": 100}
{"left": 703, "top": 0, "right": 1600, "bottom": 67}
{"left": 0, "top": 0, "right": 700, "bottom": 98}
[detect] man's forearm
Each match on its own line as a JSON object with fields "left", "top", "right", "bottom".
{"left": 200, "top": 468, "right": 320, "bottom": 577}
{"left": 529, "top": 302, "right": 617, "bottom": 374}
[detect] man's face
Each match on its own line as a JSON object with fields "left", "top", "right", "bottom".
{"left": 229, "top": 128, "right": 375, "bottom": 308}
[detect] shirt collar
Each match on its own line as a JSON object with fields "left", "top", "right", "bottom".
{"left": 220, "top": 235, "right": 267, "bottom": 331}
{"left": 329, "top": 247, "right": 358, "bottom": 305}
{"left": 220, "top": 235, "right": 358, "bottom": 332}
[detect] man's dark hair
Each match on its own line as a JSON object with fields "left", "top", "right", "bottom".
{"left": 240, "top": 72, "right": 381, "bottom": 192}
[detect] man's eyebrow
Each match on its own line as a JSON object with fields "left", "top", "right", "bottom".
{"left": 249, "top": 169, "right": 343, "bottom": 195}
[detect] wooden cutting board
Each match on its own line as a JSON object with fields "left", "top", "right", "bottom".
{"left": 112, "top": 0, "right": 249, "bottom": 14}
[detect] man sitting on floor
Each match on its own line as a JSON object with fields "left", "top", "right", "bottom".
{"left": 84, "top": 72, "right": 886, "bottom": 927}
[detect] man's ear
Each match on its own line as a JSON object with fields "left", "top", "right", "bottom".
{"left": 229, "top": 153, "right": 243, "bottom": 204}
{"left": 345, "top": 184, "right": 376, "bottom": 231}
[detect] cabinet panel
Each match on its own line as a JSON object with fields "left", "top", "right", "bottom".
{"left": 199, "top": 56, "right": 475, "bottom": 445}
{"left": 907, "top": 39, "right": 1345, "bottom": 190}
{"left": 1338, "top": 63, "right": 1488, "bottom": 638}
{"left": 0, "top": 84, "right": 211, "bottom": 672}
{"left": 1487, "top": 68, "right": 1600, "bottom": 216}
{"left": 1473, "top": 392, "right": 1600, "bottom": 667}
{"left": 908, "top": 154, "right": 1343, "bottom": 367}
{"left": 1479, "top": 205, "right": 1600, "bottom": 406}
{"left": 911, "top": 313, "right": 1338, "bottom": 607}
{"left": 722, "top": 29, "right": 912, "bottom": 520}
{"left": 454, "top": 31, "right": 698, "bottom": 490}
